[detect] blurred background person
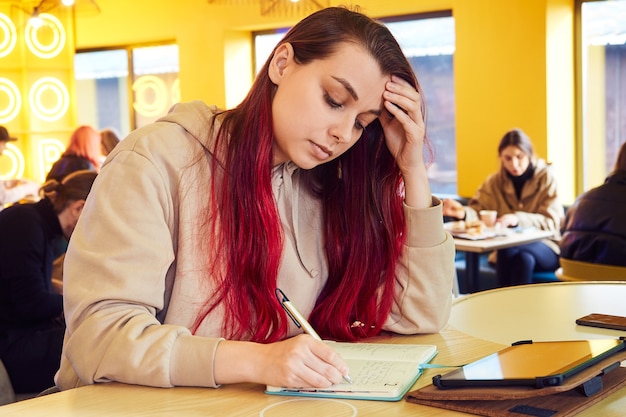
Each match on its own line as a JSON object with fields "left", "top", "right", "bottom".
{"left": 0, "top": 170, "right": 97, "bottom": 394}
{"left": 99, "top": 128, "right": 120, "bottom": 161}
{"left": 560, "top": 141, "right": 626, "bottom": 267}
{"left": 46, "top": 126, "right": 101, "bottom": 182}
{"left": 0, "top": 126, "right": 40, "bottom": 209}
{"left": 443, "top": 128, "right": 564, "bottom": 286}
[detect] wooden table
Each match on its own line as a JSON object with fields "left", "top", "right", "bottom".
{"left": 2, "top": 283, "right": 624, "bottom": 416}
{"left": 453, "top": 228, "right": 554, "bottom": 293}
{"left": 0, "top": 328, "right": 504, "bottom": 417}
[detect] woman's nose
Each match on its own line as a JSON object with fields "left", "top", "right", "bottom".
{"left": 330, "top": 116, "right": 354, "bottom": 143}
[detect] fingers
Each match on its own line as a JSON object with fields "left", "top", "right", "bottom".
{"left": 260, "top": 335, "right": 349, "bottom": 388}
{"left": 383, "top": 75, "right": 423, "bottom": 126}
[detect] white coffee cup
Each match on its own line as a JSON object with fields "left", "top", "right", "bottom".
{"left": 479, "top": 210, "right": 498, "bottom": 227}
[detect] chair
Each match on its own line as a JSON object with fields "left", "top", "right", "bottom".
{"left": 0, "top": 360, "right": 16, "bottom": 406}
{"left": 556, "top": 258, "right": 626, "bottom": 281}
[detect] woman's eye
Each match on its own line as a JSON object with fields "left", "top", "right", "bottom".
{"left": 324, "top": 93, "right": 342, "bottom": 109}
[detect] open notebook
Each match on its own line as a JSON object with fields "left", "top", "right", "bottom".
{"left": 265, "top": 342, "right": 437, "bottom": 401}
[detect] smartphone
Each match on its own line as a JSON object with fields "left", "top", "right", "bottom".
{"left": 576, "top": 313, "right": 626, "bottom": 332}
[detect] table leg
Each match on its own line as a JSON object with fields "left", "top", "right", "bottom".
{"left": 464, "top": 253, "right": 480, "bottom": 293}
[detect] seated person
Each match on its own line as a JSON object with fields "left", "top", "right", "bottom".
{"left": 560, "top": 141, "right": 626, "bottom": 268}
{"left": 443, "top": 128, "right": 564, "bottom": 286}
{"left": 0, "top": 170, "right": 97, "bottom": 394}
{"left": 0, "top": 126, "right": 40, "bottom": 209}
{"left": 46, "top": 125, "right": 101, "bottom": 182}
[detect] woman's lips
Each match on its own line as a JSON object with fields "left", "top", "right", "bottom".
{"left": 311, "top": 141, "right": 332, "bottom": 160}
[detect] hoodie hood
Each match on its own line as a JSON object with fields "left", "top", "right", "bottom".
{"left": 157, "top": 100, "right": 223, "bottom": 153}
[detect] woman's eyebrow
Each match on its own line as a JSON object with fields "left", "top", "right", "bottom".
{"left": 331, "top": 76, "right": 382, "bottom": 116}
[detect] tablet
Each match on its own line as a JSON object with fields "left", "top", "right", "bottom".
{"left": 433, "top": 338, "right": 626, "bottom": 389}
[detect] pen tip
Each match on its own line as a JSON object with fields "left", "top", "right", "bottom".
{"left": 343, "top": 374, "right": 353, "bottom": 384}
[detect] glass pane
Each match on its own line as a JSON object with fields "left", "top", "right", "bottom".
{"left": 74, "top": 49, "right": 130, "bottom": 137}
{"left": 581, "top": 0, "right": 626, "bottom": 190}
{"left": 254, "top": 30, "right": 288, "bottom": 74}
{"left": 385, "top": 16, "right": 456, "bottom": 195}
{"left": 131, "top": 44, "right": 180, "bottom": 130}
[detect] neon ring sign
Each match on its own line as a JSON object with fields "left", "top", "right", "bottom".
{"left": 0, "top": 78, "right": 22, "bottom": 124}
{"left": 132, "top": 75, "right": 169, "bottom": 117}
{"left": 0, "top": 143, "right": 25, "bottom": 180}
{"left": 25, "top": 13, "right": 66, "bottom": 59}
{"left": 0, "top": 13, "right": 17, "bottom": 58}
{"left": 29, "top": 77, "right": 70, "bottom": 122}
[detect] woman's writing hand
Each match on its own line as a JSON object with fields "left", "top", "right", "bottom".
{"left": 214, "top": 334, "right": 349, "bottom": 388}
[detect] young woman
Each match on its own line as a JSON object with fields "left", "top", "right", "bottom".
{"left": 443, "top": 128, "right": 564, "bottom": 286}
{"left": 46, "top": 125, "right": 101, "bottom": 182}
{"left": 0, "top": 170, "right": 97, "bottom": 393}
{"left": 56, "top": 7, "right": 455, "bottom": 391}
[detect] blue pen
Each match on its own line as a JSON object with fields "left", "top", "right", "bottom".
{"left": 275, "top": 288, "right": 354, "bottom": 384}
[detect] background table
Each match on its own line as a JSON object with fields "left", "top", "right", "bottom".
{"left": 449, "top": 281, "right": 626, "bottom": 344}
{"left": 453, "top": 228, "right": 554, "bottom": 293}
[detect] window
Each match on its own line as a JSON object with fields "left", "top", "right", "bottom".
{"left": 579, "top": 0, "right": 626, "bottom": 191}
{"left": 74, "top": 44, "right": 180, "bottom": 138}
{"left": 383, "top": 13, "right": 456, "bottom": 195}
{"left": 253, "top": 12, "right": 457, "bottom": 194}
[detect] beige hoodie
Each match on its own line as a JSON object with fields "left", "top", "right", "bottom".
{"left": 56, "top": 101, "right": 455, "bottom": 390}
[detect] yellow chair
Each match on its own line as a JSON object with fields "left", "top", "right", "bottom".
{"left": 556, "top": 258, "right": 626, "bottom": 281}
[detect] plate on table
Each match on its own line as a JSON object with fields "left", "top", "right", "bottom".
{"left": 444, "top": 221, "right": 496, "bottom": 240}
{"left": 451, "top": 230, "right": 497, "bottom": 240}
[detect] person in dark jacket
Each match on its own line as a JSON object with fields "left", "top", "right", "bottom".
{"left": 560, "top": 141, "right": 626, "bottom": 266}
{"left": 0, "top": 170, "right": 97, "bottom": 394}
{"left": 45, "top": 126, "right": 101, "bottom": 182}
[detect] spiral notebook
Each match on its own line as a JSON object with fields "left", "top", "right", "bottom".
{"left": 265, "top": 342, "right": 437, "bottom": 402}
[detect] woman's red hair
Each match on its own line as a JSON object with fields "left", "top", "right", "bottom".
{"left": 192, "top": 7, "right": 432, "bottom": 342}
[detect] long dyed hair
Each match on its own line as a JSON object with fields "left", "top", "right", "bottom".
{"left": 63, "top": 125, "right": 102, "bottom": 169}
{"left": 194, "top": 6, "right": 430, "bottom": 342}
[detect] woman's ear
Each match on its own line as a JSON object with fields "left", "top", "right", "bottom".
{"left": 268, "top": 43, "right": 294, "bottom": 85}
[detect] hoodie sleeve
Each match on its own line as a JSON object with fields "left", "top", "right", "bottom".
{"left": 383, "top": 197, "right": 455, "bottom": 334}
{"left": 56, "top": 121, "right": 223, "bottom": 390}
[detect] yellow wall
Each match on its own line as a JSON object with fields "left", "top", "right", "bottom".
{"left": 71, "top": 0, "right": 577, "bottom": 202}
{"left": 0, "top": 2, "right": 77, "bottom": 183}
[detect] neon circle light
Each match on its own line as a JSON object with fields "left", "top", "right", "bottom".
{"left": 132, "top": 75, "right": 169, "bottom": 117}
{"left": 0, "top": 13, "right": 17, "bottom": 58}
{"left": 0, "top": 78, "right": 22, "bottom": 124}
{"left": 29, "top": 77, "right": 70, "bottom": 122}
{"left": 25, "top": 13, "right": 66, "bottom": 59}
{"left": 171, "top": 78, "right": 181, "bottom": 104}
{"left": 0, "top": 143, "right": 25, "bottom": 180}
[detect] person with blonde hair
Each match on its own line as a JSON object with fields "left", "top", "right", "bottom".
{"left": 99, "top": 128, "right": 120, "bottom": 158}
{"left": 0, "top": 170, "right": 97, "bottom": 394}
{"left": 46, "top": 126, "right": 101, "bottom": 182}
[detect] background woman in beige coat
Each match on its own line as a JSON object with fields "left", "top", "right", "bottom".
{"left": 443, "top": 128, "right": 563, "bottom": 286}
